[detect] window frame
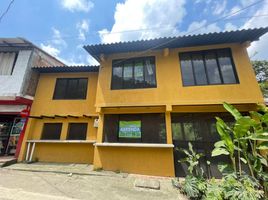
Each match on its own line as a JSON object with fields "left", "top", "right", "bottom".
{"left": 53, "top": 78, "right": 88, "bottom": 100}
{"left": 111, "top": 56, "right": 157, "bottom": 90}
{"left": 41, "top": 123, "right": 62, "bottom": 140}
{"left": 0, "top": 51, "right": 19, "bottom": 76}
{"left": 67, "top": 123, "right": 88, "bottom": 140}
{"left": 103, "top": 113, "right": 167, "bottom": 144}
{"left": 179, "top": 48, "right": 239, "bottom": 87}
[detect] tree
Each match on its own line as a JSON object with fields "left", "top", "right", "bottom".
{"left": 251, "top": 60, "right": 268, "bottom": 98}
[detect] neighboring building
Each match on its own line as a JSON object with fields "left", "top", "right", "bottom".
{"left": 18, "top": 27, "right": 268, "bottom": 177}
{"left": 0, "top": 38, "right": 64, "bottom": 157}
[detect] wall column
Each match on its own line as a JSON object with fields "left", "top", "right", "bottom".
{"left": 165, "top": 111, "right": 172, "bottom": 144}
{"left": 96, "top": 113, "right": 104, "bottom": 143}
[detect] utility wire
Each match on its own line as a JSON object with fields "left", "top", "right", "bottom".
{"left": 30, "top": 13, "right": 268, "bottom": 44}
{"left": 0, "top": 0, "right": 15, "bottom": 23}
{"left": 104, "top": 0, "right": 266, "bottom": 65}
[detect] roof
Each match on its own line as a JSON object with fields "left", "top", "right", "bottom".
{"left": 0, "top": 37, "right": 65, "bottom": 66}
{"left": 32, "top": 65, "right": 99, "bottom": 73}
{"left": 84, "top": 27, "right": 268, "bottom": 61}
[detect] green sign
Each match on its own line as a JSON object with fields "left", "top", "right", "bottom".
{"left": 119, "top": 121, "right": 141, "bottom": 138}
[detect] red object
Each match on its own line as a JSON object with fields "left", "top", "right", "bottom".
{"left": 15, "top": 105, "right": 31, "bottom": 158}
{"left": 20, "top": 109, "right": 30, "bottom": 118}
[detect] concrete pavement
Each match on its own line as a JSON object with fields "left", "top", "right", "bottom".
{"left": 0, "top": 164, "right": 187, "bottom": 200}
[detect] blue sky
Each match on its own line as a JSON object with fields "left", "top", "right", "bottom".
{"left": 0, "top": 0, "right": 268, "bottom": 65}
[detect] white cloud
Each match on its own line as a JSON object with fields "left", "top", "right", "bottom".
{"left": 99, "top": 0, "right": 186, "bottom": 43}
{"left": 51, "top": 27, "right": 67, "bottom": 47}
{"left": 240, "top": 0, "right": 255, "bottom": 7}
{"left": 224, "top": 23, "right": 237, "bottom": 31}
{"left": 39, "top": 28, "right": 68, "bottom": 63}
{"left": 76, "top": 19, "right": 89, "bottom": 41}
{"left": 87, "top": 55, "right": 99, "bottom": 65}
{"left": 212, "top": 0, "right": 227, "bottom": 15}
{"left": 242, "top": 3, "right": 268, "bottom": 60}
{"left": 186, "top": 20, "right": 221, "bottom": 34}
{"left": 60, "top": 0, "right": 94, "bottom": 12}
{"left": 40, "top": 43, "right": 60, "bottom": 57}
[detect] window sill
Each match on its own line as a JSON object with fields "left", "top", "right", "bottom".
{"left": 26, "top": 140, "right": 96, "bottom": 144}
{"left": 94, "top": 143, "right": 174, "bottom": 148}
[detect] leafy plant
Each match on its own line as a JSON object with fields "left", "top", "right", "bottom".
{"left": 181, "top": 175, "right": 206, "bottom": 200}
{"left": 212, "top": 102, "right": 268, "bottom": 180}
{"left": 202, "top": 178, "right": 223, "bottom": 200}
{"left": 222, "top": 173, "right": 264, "bottom": 200}
{"left": 178, "top": 142, "right": 204, "bottom": 177}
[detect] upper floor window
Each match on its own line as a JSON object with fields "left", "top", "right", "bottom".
{"left": 53, "top": 78, "right": 88, "bottom": 100}
{"left": 0, "top": 52, "right": 18, "bottom": 75}
{"left": 179, "top": 48, "right": 239, "bottom": 86}
{"left": 111, "top": 57, "right": 156, "bottom": 89}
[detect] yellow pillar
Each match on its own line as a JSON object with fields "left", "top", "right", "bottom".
{"left": 165, "top": 112, "right": 172, "bottom": 144}
{"left": 96, "top": 113, "right": 104, "bottom": 143}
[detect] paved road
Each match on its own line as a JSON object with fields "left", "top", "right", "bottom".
{"left": 0, "top": 168, "right": 185, "bottom": 200}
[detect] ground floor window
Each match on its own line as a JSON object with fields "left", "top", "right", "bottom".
{"left": 67, "top": 123, "right": 88, "bottom": 140}
{"left": 41, "top": 123, "right": 62, "bottom": 140}
{"left": 171, "top": 113, "right": 234, "bottom": 178}
{"left": 103, "top": 113, "right": 166, "bottom": 143}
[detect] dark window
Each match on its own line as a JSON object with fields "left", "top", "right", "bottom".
{"left": 111, "top": 57, "right": 156, "bottom": 89}
{"left": 103, "top": 114, "right": 166, "bottom": 143}
{"left": 179, "top": 48, "right": 238, "bottom": 86}
{"left": 171, "top": 113, "right": 234, "bottom": 178}
{"left": 53, "top": 78, "right": 88, "bottom": 99}
{"left": 67, "top": 123, "right": 88, "bottom": 140}
{"left": 41, "top": 123, "right": 62, "bottom": 140}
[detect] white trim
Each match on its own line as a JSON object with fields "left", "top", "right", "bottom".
{"left": 26, "top": 140, "right": 96, "bottom": 144}
{"left": 94, "top": 143, "right": 174, "bottom": 148}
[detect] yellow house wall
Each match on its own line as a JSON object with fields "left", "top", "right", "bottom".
{"left": 96, "top": 43, "right": 263, "bottom": 108}
{"left": 18, "top": 72, "right": 98, "bottom": 163}
{"left": 93, "top": 146, "right": 175, "bottom": 177}
{"left": 33, "top": 143, "right": 94, "bottom": 164}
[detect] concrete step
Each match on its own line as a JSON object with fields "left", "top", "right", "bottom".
{"left": 0, "top": 157, "right": 17, "bottom": 168}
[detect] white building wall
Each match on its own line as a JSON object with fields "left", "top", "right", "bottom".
{"left": 0, "top": 50, "right": 32, "bottom": 98}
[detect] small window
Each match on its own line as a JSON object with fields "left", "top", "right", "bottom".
{"left": 111, "top": 57, "right": 156, "bottom": 89}
{"left": 67, "top": 123, "right": 88, "bottom": 140}
{"left": 0, "top": 52, "right": 18, "bottom": 75}
{"left": 179, "top": 48, "right": 238, "bottom": 86}
{"left": 53, "top": 78, "right": 88, "bottom": 99}
{"left": 41, "top": 123, "right": 62, "bottom": 140}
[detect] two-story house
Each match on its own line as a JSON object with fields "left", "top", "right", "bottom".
{"left": 18, "top": 27, "right": 268, "bottom": 177}
{"left": 0, "top": 38, "right": 64, "bottom": 158}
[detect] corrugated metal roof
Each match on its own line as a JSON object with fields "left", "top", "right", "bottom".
{"left": 84, "top": 27, "right": 268, "bottom": 61}
{"left": 32, "top": 65, "right": 99, "bottom": 73}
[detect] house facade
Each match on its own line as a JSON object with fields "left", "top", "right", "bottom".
{"left": 0, "top": 38, "right": 64, "bottom": 157}
{"left": 18, "top": 28, "right": 268, "bottom": 177}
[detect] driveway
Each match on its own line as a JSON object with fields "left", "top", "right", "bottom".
{"left": 0, "top": 164, "right": 186, "bottom": 200}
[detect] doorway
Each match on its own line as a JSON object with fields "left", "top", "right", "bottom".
{"left": 0, "top": 115, "right": 25, "bottom": 156}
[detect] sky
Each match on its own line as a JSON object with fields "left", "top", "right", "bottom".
{"left": 0, "top": 0, "right": 268, "bottom": 65}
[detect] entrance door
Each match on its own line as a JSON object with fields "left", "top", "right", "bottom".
{"left": 171, "top": 113, "right": 232, "bottom": 178}
{"left": 0, "top": 116, "right": 25, "bottom": 156}
{"left": 0, "top": 116, "right": 14, "bottom": 156}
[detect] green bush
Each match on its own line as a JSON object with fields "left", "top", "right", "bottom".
{"left": 181, "top": 175, "right": 206, "bottom": 200}
{"left": 222, "top": 173, "right": 264, "bottom": 200}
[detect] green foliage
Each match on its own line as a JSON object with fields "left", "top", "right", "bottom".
{"left": 181, "top": 175, "right": 206, "bottom": 200}
{"left": 222, "top": 173, "right": 264, "bottom": 200}
{"left": 178, "top": 142, "right": 204, "bottom": 177}
{"left": 202, "top": 179, "right": 223, "bottom": 200}
{"left": 212, "top": 102, "right": 268, "bottom": 179}
{"left": 252, "top": 60, "right": 268, "bottom": 97}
